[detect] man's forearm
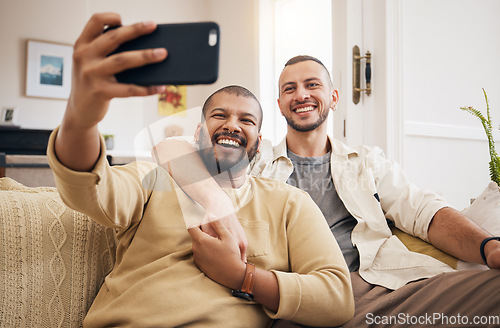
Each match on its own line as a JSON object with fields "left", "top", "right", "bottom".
{"left": 54, "top": 113, "right": 101, "bottom": 172}
{"left": 153, "top": 138, "right": 236, "bottom": 217}
{"left": 154, "top": 138, "right": 248, "bottom": 259}
{"left": 428, "top": 207, "right": 492, "bottom": 264}
{"left": 253, "top": 268, "right": 279, "bottom": 312}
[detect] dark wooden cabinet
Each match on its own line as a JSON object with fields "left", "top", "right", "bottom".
{"left": 0, "top": 127, "right": 53, "bottom": 180}
{"left": 0, "top": 127, "right": 115, "bottom": 182}
{"left": 0, "top": 127, "right": 53, "bottom": 155}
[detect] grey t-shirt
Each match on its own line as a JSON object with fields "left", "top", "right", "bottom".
{"left": 286, "top": 150, "right": 360, "bottom": 272}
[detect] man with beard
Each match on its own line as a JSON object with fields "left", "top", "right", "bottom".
{"left": 46, "top": 14, "right": 354, "bottom": 327}
{"left": 157, "top": 55, "right": 500, "bottom": 327}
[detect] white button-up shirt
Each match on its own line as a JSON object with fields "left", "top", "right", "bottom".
{"left": 248, "top": 136, "right": 455, "bottom": 290}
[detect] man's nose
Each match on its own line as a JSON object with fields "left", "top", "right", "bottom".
{"left": 222, "top": 116, "right": 242, "bottom": 133}
{"left": 294, "top": 86, "right": 310, "bottom": 102}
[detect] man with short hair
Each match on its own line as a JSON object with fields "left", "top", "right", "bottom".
{"left": 47, "top": 14, "right": 354, "bottom": 327}
{"left": 158, "top": 55, "right": 500, "bottom": 327}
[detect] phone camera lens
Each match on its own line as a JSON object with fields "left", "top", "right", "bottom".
{"left": 208, "top": 29, "right": 218, "bottom": 47}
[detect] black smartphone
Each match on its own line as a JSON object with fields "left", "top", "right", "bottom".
{"left": 106, "top": 22, "right": 220, "bottom": 85}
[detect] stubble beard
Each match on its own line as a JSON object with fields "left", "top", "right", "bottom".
{"left": 284, "top": 108, "right": 330, "bottom": 132}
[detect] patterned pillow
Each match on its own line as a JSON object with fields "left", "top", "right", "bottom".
{"left": 0, "top": 178, "right": 116, "bottom": 328}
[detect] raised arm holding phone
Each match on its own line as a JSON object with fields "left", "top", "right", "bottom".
{"left": 55, "top": 13, "right": 167, "bottom": 171}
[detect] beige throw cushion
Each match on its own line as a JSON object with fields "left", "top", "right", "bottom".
{"left": 458, "top": 181, "right": 500, "bottom": 270}
{"left": 463, "top": 181, "right": 500, "bottom": 235}
{"left": 0, "top": 178, "right": 116, "bottom": 328}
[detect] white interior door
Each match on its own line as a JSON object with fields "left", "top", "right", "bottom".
{"left": 332, "top": 0, "right": 500, "bottom": 209}
{"left": 331, "top": 0, "right": 391, "bottom": 155}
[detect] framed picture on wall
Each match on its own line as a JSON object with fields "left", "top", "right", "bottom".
{"left": 0, "top": 107, "right": 19, "bottom": 126}
{"left": 25, "top": 40, "right": 73, "bottom": 100}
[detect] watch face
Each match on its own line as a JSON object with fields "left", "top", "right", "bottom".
{"left": 231, "top": 289, "right": 254, "bottom": 301}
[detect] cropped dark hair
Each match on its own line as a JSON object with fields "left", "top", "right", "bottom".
{"left": 202, "top": 85, "right": 263, "bottom": 130}
{"left": 283, "top": 55, "right": 333, "bottom": 88}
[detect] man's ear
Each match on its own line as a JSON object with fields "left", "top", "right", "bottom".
{"left": 194, "top": 123, "right": 202, "bottom": 143}
{"left": 331, "top": 89, "right": 340, "bottom": 109}
{"left": 257, "top": 134, "right": 262, "bottom": 152}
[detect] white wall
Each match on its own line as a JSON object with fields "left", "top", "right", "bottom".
{"left": 400, "top": 0, "right": 500, "bottom": 208}
{"left": 0, "top": 0, "right": 260, "bottom": 152}
{"left": 0, "top": 0, "right": 87, "bottom": 132}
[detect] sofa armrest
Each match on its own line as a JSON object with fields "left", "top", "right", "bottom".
{"left": 0, "top": 177, "right": 116, "bottom": 328}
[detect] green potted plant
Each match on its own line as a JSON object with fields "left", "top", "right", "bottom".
{"left": 461, "top": 88, "right": 500, "bottom": 186}
{"left": 103, "top": 134, "right": 115, "bottom": 150}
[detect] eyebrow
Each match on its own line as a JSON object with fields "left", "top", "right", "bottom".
{"left": 209, "top": 107, "right": 258, "bottom": 121}
{"left": 305, "top": 77, "right": 321, "bottom": 82}
{"left": 209, "top": 107, "right": 226, "bottom": 114}
{"left": 281, "top": 81, "right": 296, "bottom": 90}
{"left": 281, "top": 77, "right": 322, "bottom": 90}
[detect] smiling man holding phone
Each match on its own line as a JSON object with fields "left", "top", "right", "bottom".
{"left": 47, "top": 13, "right": 354, "bottom": 327}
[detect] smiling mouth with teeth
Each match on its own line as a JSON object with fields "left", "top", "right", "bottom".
{"left": 217, "top": 138, "right": 241, "bottom": 147}
{"left": 294, "top": 106, "right": 315, "bottom": 113}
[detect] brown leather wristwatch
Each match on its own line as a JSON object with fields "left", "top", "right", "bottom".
{"left": 231, "top": 262, "right": 255, "bottom": 301}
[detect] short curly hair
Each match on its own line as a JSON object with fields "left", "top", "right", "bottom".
{"left": 282, "top": 55, "right": 333, "bottom": 89}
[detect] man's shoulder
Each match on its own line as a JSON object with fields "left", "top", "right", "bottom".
{"left": 329, "top": 138, "right": 387, "bottom": 161}
{"left": 262, "top": 136, "right": 384, "bottom": 158}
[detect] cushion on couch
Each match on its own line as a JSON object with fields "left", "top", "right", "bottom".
{"left": 458, "top": 181, "right": 500, "bottom": 270}
{"left": 0, "top": 177, "right": 116, "bottom": 328}
{"left": 462, "top": 181, "right": 500, "bottom": 235}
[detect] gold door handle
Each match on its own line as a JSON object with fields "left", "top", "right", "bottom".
{"left": 353, "top": 45, "right": 371, "bottom": 104}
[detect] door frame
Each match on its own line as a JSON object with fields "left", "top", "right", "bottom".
{"left": 331, "top": 0, "right": 404, "bottom": 163}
